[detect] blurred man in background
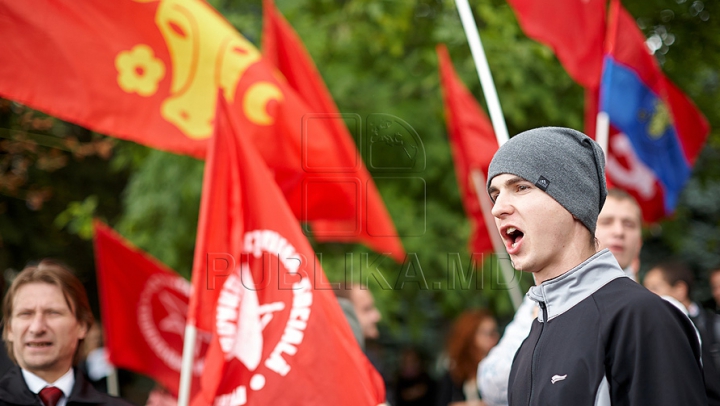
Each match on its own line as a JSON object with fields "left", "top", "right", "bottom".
{"left": 594, "top": 188, "right": 643, "bottom": 279}
{"left": 644, "top": 260, "right": 720, "bottom": 405}
{"left": 333, "top": 283, "right": 382, "bottom": 350}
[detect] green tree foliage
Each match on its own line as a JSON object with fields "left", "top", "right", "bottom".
{"left": 0, "top": 99, "right": 128, "bottom": 308}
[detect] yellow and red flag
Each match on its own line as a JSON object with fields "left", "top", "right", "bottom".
{"left": 0, "top": 0, "right": 365, "bottom": 222}
{"left": 262, "top": 0, "right": 405, "bottom": 262}
{"left": 189, "top": 96, "right": 386, "bottom": 405}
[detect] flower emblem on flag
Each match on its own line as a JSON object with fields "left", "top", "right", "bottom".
{"left": 115, "top": 44, "right": 166, "bottom": 97}
{"left": 116, "top": 0, "right": 283, "bottom": 140}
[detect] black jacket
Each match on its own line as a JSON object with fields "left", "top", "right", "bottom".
{"left": 508, "top": 250, "right": 707, "bottom": 406}
{"left": 0, "top": 326, "right": 13, "bottom": 378}
{"left": 689, "top": 305, "right": 720, "bottom": 406}
{"left": 0, "top": 366, "right": 133, "bottom": 406}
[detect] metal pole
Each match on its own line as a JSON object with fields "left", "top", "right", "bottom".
{"left": 455, "top": 0, "right": 510, "bottom": 146}
{"left": 595, "top": 111, "right": 610, "bottom": 159}
{"left": 177, "top": 324, "right": 198, "bottom": 406}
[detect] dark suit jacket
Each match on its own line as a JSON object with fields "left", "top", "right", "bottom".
{"left": 0, "top": 366, "right": 133, "bottom": 406}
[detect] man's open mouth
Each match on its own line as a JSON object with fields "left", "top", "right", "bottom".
{"left": 27, "top": 342, "right": 52, "bottom": 347}
{"left": 506, "top": 226, "right": 524, "bottom": 248}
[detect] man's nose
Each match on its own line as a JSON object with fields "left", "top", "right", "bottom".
{"left": 28, "top": 314, "right": 47, "bottom": 334}
{"left": 491, "top": 193, "right": 513, "bottom": 218}
{"left": 610, "top": 220, "right": 625, "bottom": 237}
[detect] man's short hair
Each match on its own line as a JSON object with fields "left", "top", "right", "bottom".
{"left": 606, "top": 188, "right": 642, "bottom": 218}
{"left": 649, "top": 260, "right": 695, "bottom": 298}
{"left": 2, "top": 259, "right": 94, "bottom": 365}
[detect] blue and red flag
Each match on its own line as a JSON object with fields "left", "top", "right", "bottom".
{"left": 599, "top": 0, "right": 709, "bottom": 219}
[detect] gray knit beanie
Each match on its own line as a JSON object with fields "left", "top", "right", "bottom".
{"left": 486, "top": 127, "right": 607, "bottom": 234}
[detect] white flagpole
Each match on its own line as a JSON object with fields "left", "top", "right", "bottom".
{"left": 106, "top": 365, "right": 120, "bottom": 397}
{"left": 177, "top": 324, "right": 197, "bottom": 406}
{"left": 595, "top": 111, "right": 610, "bottom": 159}
{"left": 454, "top": 0, "right": 522, "bottom": 309}
{"left": 471, "top": 169, "right": 523, "bottom": 310}
{"left": 454, "top": 0, "right": 509, "bottom": 147}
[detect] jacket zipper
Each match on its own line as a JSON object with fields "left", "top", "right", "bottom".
{"left": 528, "top": 301, "right": 548, "bottom": 405}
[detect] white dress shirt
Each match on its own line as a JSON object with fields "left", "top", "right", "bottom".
{"left": 21, "top": 368, "right": 75, "bottom": 406}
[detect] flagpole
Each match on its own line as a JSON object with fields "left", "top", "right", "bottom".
{"left": 595, "top": 111, "right": 610, "bottom": 159}
{"left": 107, "top": 366, "right": 119, "bottom": 397}
{"left": 470, "top": 169, "right": 523, "bottom": 310}
{"left": 455, "top": 0, "right": 521, "bottom": 310}
{"left": 454, "top": 0, "right": 509, "bottom": 147}
{"left": 177, "top": 324, "right": 197, "bottom": 406}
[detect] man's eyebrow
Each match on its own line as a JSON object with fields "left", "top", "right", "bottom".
{"left": 504, "top": 176, "right": 526, "bottom": 187}
{"left": 489, "top": 175, "right": 527, "bottom": 193}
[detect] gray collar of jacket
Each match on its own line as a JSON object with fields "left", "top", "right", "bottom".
{"left": 527, "top": 249, "right": 628, "bottom": 322}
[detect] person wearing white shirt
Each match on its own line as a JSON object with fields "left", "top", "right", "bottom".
{"left": 0, "top": 259, "right": 131, "bottom": 406}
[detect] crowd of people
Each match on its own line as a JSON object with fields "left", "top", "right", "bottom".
{"left": 1, "top": 127, "right": 719, "bottom": 406}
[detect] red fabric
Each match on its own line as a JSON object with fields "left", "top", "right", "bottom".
{"left": 93, "top": 220, "right": 207, "bottom": 398}
{"left": 662, "top": 75, "right": 709, "bottom": 166}
{"left": 597, "top": 0, "right": 709, "bottom": 222}
{"left": 584, "top": 87, "right": 599, "bottom": 140}
{"left": 189, "top": 97, "right": 386, "bottom": 405}
{"left": 437, "top": 45, "right": 495, "bottom": 255}
{"left": 506, "top": 0, "right": 606, "bottom": 88}
{"left": 39, "top": 387, "right": 63, "bottom": 406}
{"left": 604, "top": 130, "right": 667, "bottom": 222}
{"left": 0, "top": 0, "right": 366, "bottom": 223}
{"left": 262, "top": 0, "right": 405, "bottom": 263}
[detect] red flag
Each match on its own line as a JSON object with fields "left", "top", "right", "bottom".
{"left": 262, "top": 0, "right": 405, "bottom": 263}
{"left": 437, "top": 45, "right": 496, "bottom": 255}
{"left": 0, "top": 0, "right": 365, "bottom": 223}
{"left": 506, "top": 0, "right": 606, "bottom": 88}
{"left": 189, "top": 97, "right": 386, "bottom": 405}
{"left": 92, "top": 220, "right": 209, "bottom": 398}
{"left": 598, "top": 0, "right": 710, "bottom": 221}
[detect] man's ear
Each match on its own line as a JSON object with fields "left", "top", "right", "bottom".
{"left": 77, "top": 321, "right": 89, "bottom": 340}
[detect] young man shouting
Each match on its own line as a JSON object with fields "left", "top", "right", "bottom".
{"left": 486, "top": 127, "right": 705, "bottom": 405}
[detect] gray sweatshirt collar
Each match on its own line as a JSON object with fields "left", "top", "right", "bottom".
{"left": 528, "top": 249, "right": 628, "bottom": 322}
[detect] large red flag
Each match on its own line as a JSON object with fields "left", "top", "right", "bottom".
{"left": 0, "top": 0, "right": 366, "bottom": 223}
{"left": 261, "top": 0, "right": 404, "bottom": 263}
{"left": 598, "top": 0, "right": 710, "bottom": 221}
{"left": 188, "top": 97, "right": 386, "bottom": 405}
{"left": 437, "top": 45, "right": 496, "bottom": 255}
{"left": 93, "top": 220, "right": 209, "bottom": 398}
{"left": 506, "top": 0, "right": 606, "bottom": 88}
